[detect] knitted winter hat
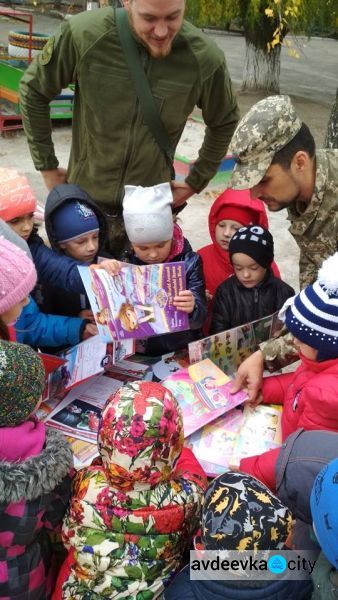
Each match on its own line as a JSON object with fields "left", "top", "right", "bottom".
{"left": 311, "top": 458, "right": 338, "bottom": 568}
{"left": 0, "top": 168, "right": 37, "bottom": 222}
{"left": 202, "top": 471, "right": 292, "bottom": 551}
{"left": 0, "top": 219, "right": 32, "bottom": 259}
{"left": 0, "top": 340, "right": 45, "bottom": 426}
{"left": 0, "top": 237, "right": 37, "bottom": 314}
{"left": 123, "top": 183, "right": 174, "bottom": 244}
{"left": 216, "top": 205, "right": 257, "bottom": 227}
{"left": 229, "top": 225, "right": 274, "bottom": 268}
{"left": 281, "top": 252, "right": 338, "bottom": 361}
{"left": 98, "top": 381, "right": 184, "bottom": 491}
{"left": 52, "top": 200, "right": 99, "bottom": 243}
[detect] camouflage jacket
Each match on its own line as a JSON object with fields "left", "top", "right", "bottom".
{"left": 287, "top": 149, "right": 338, "bottom": 290}
{"left": 261, "top": 149, "right": 338, "bottom": 369}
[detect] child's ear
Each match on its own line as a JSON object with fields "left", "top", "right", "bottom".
{"left": 58, "top": 242, "right": 66, "bottom": 250}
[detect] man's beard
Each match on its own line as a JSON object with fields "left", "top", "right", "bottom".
{"left": 126, "top": 11, "right": 173, "bottom": 58}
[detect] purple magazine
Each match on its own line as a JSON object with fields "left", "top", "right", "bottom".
{"left": 79, "top": 263, "right": 190, "bottom": 342}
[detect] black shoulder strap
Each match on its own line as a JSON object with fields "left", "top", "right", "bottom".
{"left": 115, "top": 8, "right": 175, "bottom": 179}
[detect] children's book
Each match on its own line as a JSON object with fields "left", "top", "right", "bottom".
{"left": 187, "top": 408, "right": 245, "bottom": 476}
{"left": 78, "top": 263, "right": 190, "bottom": 341}
{"left": 50, "top": 335, "right": 114, "bottom": 395}
{"left": 230, "top": 404, "right": 282, "bottom": 468}
{"left": 162, "top": 359, "right": 248, "bottom": 437}
{"left": 45, "top": 373, "right": 124, "bottom": 443}
{"left": 186, "top": 404, "right": 282, "bottom": 477}
{"left": 188, "top": 311, "right": 284, "bottom": 375}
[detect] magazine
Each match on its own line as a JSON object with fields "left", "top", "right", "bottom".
{"left": 162, "top": 359, "right": 248, "bottom": 437}
{"left": 78, "top": 262, "right": 190, "bottom": 341}
{"left": 186, "top": 404, "right": 282, "bottom": 477}
{"left": 230, "top": 404, "right": 282, "bottom": 468}
{"left": 50, "top": 335, "right": 114, "bottom": 395}
{"left": 188, "top": 311, "right": 283, "bottom": 375}
{"left": 45, "top": 373, "right": 124, "bottom": 443}
{"left": 187, "top": 408, "right": 245, "bottom": 476}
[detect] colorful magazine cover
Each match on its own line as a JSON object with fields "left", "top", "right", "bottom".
{"left": 187, "top": 408, "right": 245, "bottom": 476}
{"left": 188, "top": 311, "right": 283, "bottom": 374}
{"left": 162, "top": 358, "right": 248, "bottom": 437}
{"left": 78, "top": 263, "right": 190, "bottom": 341}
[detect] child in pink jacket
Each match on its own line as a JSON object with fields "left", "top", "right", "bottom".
{"left": 240, "top": 252, "right": 338, "bottom": 491}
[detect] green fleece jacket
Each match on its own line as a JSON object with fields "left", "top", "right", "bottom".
{"left": 19, "top": 7, "right": 239, "bottom": 210}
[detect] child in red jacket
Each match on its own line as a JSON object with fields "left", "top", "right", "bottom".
{"left": 240, "top": 252, "right": 338, "bottom": 491}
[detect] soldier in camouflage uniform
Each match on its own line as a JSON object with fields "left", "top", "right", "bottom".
{"left": 229, "top": 95, "right": 338, "bottom": 395}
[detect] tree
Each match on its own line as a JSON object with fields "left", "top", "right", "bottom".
{"left": 325, "top": 87, "right": 338, "bottom": 148}
{"left": 185, "top": 0, "right": 337, "bottom": 93}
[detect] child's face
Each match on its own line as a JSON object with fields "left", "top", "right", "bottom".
{"left": 231, "top": 253, "right": 266, "bottom": 288}
{"left": 215, "top": 219, "right": 242, "bottom": 251}
{"left": 293, "top": 337, "right": 318, "bottom": 360}
{"left": 132, "top": 239, "right": 172, "bottom": 264}
{"left": 2, "top": 295, "right": 30, "bottom": 324}
{"left": 7, "top": 212, "right": 35, "bottom": 240}
{"left": 59, "top": 232, "right": 99, "bottom": 262}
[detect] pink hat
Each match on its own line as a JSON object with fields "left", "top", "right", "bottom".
{"left": 0, "top": 168, "right": 37, "bottom": 222}
{"left": 0, "top": 237, "right": 37, "bottom": 314}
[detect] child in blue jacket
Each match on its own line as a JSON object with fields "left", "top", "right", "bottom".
{"left": 99, "top": 183, "right": 207, "bottom": 355}
{"left": 34, "top": 183, "right": 109, "bottom": 319}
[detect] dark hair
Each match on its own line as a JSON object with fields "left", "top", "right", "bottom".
{"left": 271, "top": 123, "right": 315, "bottom": 169}
{"left": 0, "top": 317, "right": 10, "bottom": 341}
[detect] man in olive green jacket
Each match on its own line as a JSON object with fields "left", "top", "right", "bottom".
{"left": 19, "top": 0, "right": 239, "bottom": 255}
{"left": 227, "top": 95, "right": 338, "bottom": 397}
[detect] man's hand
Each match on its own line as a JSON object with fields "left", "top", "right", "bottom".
{"left": 171, "top": 181, "right": 195, "bottom": 208}
{"left": 42, "top": 168, "right": 68, "bottom": 190}
{"left": 173, "top": 290, "right": 195, "bottom": 314}
{"left": 81, "top": 322, "right": 98, "bottom": 340}
{"left": 231, "top": 350, "right": 264, "bottom": 403}
{"left": 90, "top": 259, "right": 122, "bottom": 276}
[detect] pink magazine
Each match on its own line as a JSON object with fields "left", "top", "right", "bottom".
{"left": 162, "top": 359, "right": 248, "bottom": 437}
{"left": 187, "top": 408, "right": 245, "bottom": 476}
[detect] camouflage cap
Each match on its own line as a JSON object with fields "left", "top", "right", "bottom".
{"left": 229, "top": 95, "right": 302, "bottom": 190}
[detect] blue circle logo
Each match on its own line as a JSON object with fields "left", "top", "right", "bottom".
{"left": 267, "top": 554, "right": 287, "bottom": 574}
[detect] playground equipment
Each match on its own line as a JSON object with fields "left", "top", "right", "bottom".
{"left": 0, "top": 7, "right": 73, "bottom": 133}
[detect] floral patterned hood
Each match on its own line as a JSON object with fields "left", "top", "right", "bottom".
{"left": 98, "top": 381, "right": 184, "bottom": 492}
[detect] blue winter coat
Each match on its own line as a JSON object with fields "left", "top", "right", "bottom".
{"left": 128, "top": 236, "right": 207, "bottom": 356}
{"left": 15, "top": 296, "right": 84, "bottom": 349}
{"left": 164, "top": 564, "right": 313, "bottom": 600}
{"left": 29, "top": 232, "right": 86, "bottom": 294}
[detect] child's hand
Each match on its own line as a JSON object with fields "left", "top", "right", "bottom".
{"left": 81, "top": 323, "right": 98, "bottom": 340}
{"left": 90, "top": 259, "right": 121, "bottom": 276}
{"left": 173, "top": 290, "right": 195, "bottom": 314}
{"left": 78, "top": 309, "right": 95, "bottom": 321}
{"left": 206, "top": 289, "right": 213, "bottom": 302}
{"left": 245, "top": 391, "right": 263, "bottom": 408}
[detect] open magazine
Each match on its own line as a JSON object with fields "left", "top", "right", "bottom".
{"left": 162, "top": 358, "right": 248, "bottom": 437}
{"left": 187, "top": 404, "right": 282, "bottom": 477}
{"left": 45, "top": 374, "right": 124, "bottom": 443}
{"left": 78, "top": 262, "right": 189, "bottom": 342}
{"left": 189, "top": 311, "right": 283, "bottom": 375}
{"left": 49, "top": 335, "right": 114, "bottom": 395}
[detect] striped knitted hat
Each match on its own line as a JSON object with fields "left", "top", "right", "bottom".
{"left": 0, "top": 340, "right": 45, "bottom": 426}
{"left": 280, "top": 252, "right": 338, "bottom": 361}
